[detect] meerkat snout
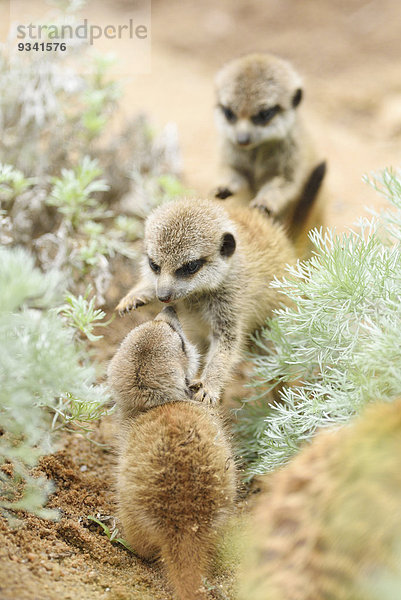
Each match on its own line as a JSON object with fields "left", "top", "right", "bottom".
{"left": 236, "top": 130, "right": 251, "bottom": 146}
{"left": 109, "top": 309, "right": 236, "bottom": 600}
{"left": 156, "top": 273, "right": 175, "bottom": 303}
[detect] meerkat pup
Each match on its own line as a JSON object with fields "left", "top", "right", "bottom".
{"left": 108, "top": 306, "right": 236, "bottom": 600}
{"left": 214, "top": 53, "right": 326, "bottom": 253}
{"left": 239, "top": 399, "right": 401, "bottom": 600}
{"left": 116, "top": 198, "right": 296, "bottom": 405}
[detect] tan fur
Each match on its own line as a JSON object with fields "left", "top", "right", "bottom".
{"left": 116, "top": 198, "right": 296, "bottom": 404}
{"left": 214, "top": 53, "right": 327, "bottom": 258}
{"left": 239, "top": 400, "right": 401, "bottom": 600}
{"left": 108, "top": 307, "right": 236, "bottom": 600}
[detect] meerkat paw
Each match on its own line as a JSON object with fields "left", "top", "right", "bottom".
{"left": 251, "top": 187, "right": 287, "bottom": 217}
{"left": 116, "top": 292, "right": 148, "bottom": 316}
{"left": 213, "top": 185, "right": 234, "bottom": 200}
{"left": 189, "top": 380, "right": 218, "bottom": 406}
{"left": 250, "top": 199, "right": 273, "bottom": 218}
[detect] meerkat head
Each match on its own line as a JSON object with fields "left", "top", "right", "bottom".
{"left": 215, "top": 53, "right": 303, "bottom": 148}
{"left": 142, "top": 199, "right": 237, "bottom": 304}
{"left": 108, "top": 306, "right": 199, "bottom": 417}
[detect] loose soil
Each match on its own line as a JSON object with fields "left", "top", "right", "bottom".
{"left": 2, "top": 0, "right": 401, "bottom": 598}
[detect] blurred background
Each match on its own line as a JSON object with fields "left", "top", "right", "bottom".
{"left": 81, "top": 0, "right": 401, "bottom": 227}
{"left": 4, "top": 0, "right": 400, "bottom": 227}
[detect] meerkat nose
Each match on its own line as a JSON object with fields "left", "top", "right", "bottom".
{"left": 158, "top": 293, "right": 172, "bottom": 303}
{"left": 237, "top": 132, "right": 251, "bottom": 146}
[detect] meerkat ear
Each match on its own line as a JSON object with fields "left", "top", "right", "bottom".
{"left": 292, "top": 88, "right": 303, "bottom": 108}
{"left": 220, "top": 232, "right": 236, "bottom": 258}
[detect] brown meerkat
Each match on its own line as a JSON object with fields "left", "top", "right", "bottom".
{"left": 116, "top": 198, "right": 296, "bottom": 405}
{"left": 239, "top": 399, "right": 401, "bottom": 600}
{"left": 108, "top": 306, "right": 236, "bottom": 600}
{"left": 213, "top": 52, "right": 326, "bottom": 256}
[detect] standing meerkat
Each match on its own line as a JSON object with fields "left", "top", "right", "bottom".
{"left": 108, "top": 306, "right": 236, "bottom": 600}
{"left": 214, "top": 53, "right": 326, "bottom": 255}
{"left": 116, "top": 198, "right": 296, "bottom": 405}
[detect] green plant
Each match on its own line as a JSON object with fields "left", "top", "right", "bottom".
{"left": 47, "top": 156, "right": 110, "bottom": 229}
{"left": 0, "top": 247, "right": 111, "bottom": 519}
{"left": 237, "top": 168, "right": 401, "bottom": 477}
{"left": 87, "top": 515, "right": 133, "bottom": 552}
{"left": 58, "top": 287, "right": 113, "bottom": 341}
{"left": 0, "top": 164, "right": 37, "bottom": 202}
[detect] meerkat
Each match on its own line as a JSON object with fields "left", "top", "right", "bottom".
{"left": 116, "top": 198, "right": 296, "bottom": 405}
{"left": 108, "top": 306, "right": 236, "bottom": 600}
{"left": 213, "top": 52, "right": 326, "bottom": 256}
{"left": 239, "top": 399, "right": 401, "bottom": 600}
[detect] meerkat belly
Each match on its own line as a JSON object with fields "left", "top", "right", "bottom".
{"left": 176, "top": 300, "right": 212, "bottom": 357}
{"left": 254, "top": 144, "right": 283, "bottom": 188}
{"left": 228, "top": 146, "right": 255, "bottom": 186}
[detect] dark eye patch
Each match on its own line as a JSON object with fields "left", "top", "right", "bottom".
{"left": 175, "top": 259, "right": 205, "bottom": 278}
{"left": 251, "top": 105, "right": 281, "bottom": 126}
{"left": 220, "top": 105, "right": 237, "bottom": 123}
{"left": 148, "top": 257, "right": 161, "bottom": 274}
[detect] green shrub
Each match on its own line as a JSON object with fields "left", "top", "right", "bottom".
{"left": 237, "top": 168, "right": 401, "bottom": 477}
{"left": 0, "top": 247, "right": 111, "bottom": 520}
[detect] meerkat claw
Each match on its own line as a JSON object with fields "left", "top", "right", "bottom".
{"left": 190, "top": 381, "right": 218, "bottom": 406}
{"left": 117, "top": 296, "right": 147, "bottom": 316}
{"left": 116, "top": 300, "right": 132, "bottom": 316}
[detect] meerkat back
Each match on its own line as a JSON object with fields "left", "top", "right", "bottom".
{"left": 118, "top": 402, "right": 235, "bottom": 599}
{"left": 225, "top": 203, "right": 296, "bottom": 332}
{"left": 109, "top": 307, "right": 236, "bottom": 600}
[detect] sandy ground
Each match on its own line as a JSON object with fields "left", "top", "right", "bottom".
{"left": 2, "top": 1, "right": 401, "bottom": 599}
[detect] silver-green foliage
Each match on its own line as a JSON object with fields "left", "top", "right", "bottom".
{"left": 240, "top": 168, "right": 401, "bottom": 476}
{"left": 0, "top": 158, "right": 138, "bottom": 302}
{"left": 0, "top": 247, "right": 110, "bottom": 519}
{"left": 0, "top": 22, "right": 120, "bottom": 176}
{"left": 0, "top": 1, "right": 183, "bottom": 302}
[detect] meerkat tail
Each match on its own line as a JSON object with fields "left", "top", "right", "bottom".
{"left": 161, "top": 533, "right": 211, "bottom": 600}
{"left": 288, "top": 160, "right": 327, "bottom": 240}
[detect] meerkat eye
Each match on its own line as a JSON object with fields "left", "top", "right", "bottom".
{"left": 175, "top": 259, "right": 205, "bottom": 277}
{"left": 221, "top": 105, "right": 237, "bottom": 123}
{"left": 251, "top": 105, "right": 281, "bottom": 126}
{"left": 148, "top": 257, "right": 161, "bottom": 274}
